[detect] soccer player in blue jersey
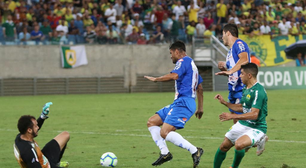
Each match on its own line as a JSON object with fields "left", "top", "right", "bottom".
{"left": 145, "top": 41, "right": 204, "bottom": 168}
{"left": 215, "top": 23, "right": 250, "bottom": 124}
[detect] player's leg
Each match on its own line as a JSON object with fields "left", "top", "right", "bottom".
{"left": 42, "top": 131, "right": 70, "bottom": 167}
{"left": 161, "top": 123, "right": 203, "bottom": 168}
{"left": 53, "top": 131, "right": 70, "bottom": 161}
{"left": 213, "top": 137, "right": 233, "bottom": 168}
{"left": 147, "top": 113, "right": 170, "bottom": 155}
{"left": 147, "top": 105, "right": 171, "bottom": 166}
{"left": 230, "top": 135, "right": 250, "bottom": 168}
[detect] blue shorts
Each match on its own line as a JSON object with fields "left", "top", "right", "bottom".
{"left": 228, "top": 90, "right": 243, "bottom": 114}
{"left": 156, "top": 97, "right": 195, "bottom": 129}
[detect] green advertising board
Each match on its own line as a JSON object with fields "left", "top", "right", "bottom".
{"left": 258, "top": 66, "right": 306, "bottom": 89}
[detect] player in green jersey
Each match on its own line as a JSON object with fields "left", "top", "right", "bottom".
{"left": 213, "top": 63, "right": 268, "bottom": 168}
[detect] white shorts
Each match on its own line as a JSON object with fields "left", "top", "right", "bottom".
{"left": 225, "top": 122, "right": 265, "bottom": 147}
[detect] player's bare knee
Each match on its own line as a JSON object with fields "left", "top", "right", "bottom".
{"left": 235, "top": 142, "right": 245, "bottom": 151}
{"left": 220, "top": 145, "right": 230, "bottom": 152}
{"left": 61, "top": 131, "right": 70, "bottom": 141}
{"left": 147, "top": 118, "right": 154, "bottom": 127}
{"left": 160, "top": 130, "right": 168, "bottom": 139}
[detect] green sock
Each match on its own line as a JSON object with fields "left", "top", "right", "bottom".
{"left": 231, "top": 149, "right": 245, "bottom": 168}
{"left": 213, "top": 147, "right": 227, "bottom": 168}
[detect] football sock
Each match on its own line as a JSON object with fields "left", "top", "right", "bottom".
{"left": 231, "top": 149, "right": 245, "bottom": 168}
{"left": 213, "top": 147, "right": 227, "bottom": 168}
{"left": 148, "top": 126, "right": 169, "bottom": 155}
{"left": 165, "top": 131, "right": 197, "bottom": 154}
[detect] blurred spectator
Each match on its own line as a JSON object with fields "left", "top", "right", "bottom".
{"left": 126, "top": 28, "right": 139, "bottom": 44}
{"left": 197, "top": 2, "right": 205, "bottom": 19}
{"left": 250, "top": 52, "right": 261, "bottom": 67}
{"left": 40, "top": 20, "right": 53, "bottom": 40}
{"left": 187, "top": 1, "right": 199, "bottom": 23}
{"left": 95, "top": 21, "right": 108, "bottom": 44}
{"left": 296, "top": 52, "right": 306, "bottom": 66}
{"left": 114, "top": 0, "right": 124, "bottom": 17}
{"left": 48, "top": 14, "right": 61, "bottom": 30}
{"left": 2, "top": 15, "right": 17, "bottom": 42}
{"left": 278, "top": 18, "right": 291, "bottom": 35}
{"left": 56, "top": 19, "right": 68, "bottom": 35}
{"left": 203, "top": 24, "right": 215, "bottom": 44}
{"left": 83, "top": 26, "right": 96, "bottom": 43}
{"left": 260, "top": 21, "right": 271, "bottom": 35}
{"left": 132, "top": 0, "right": 143, "bottom": 14}
{"left": 186, "top": 20, "right": 196, "bottom": 43}
{"left": 154, "top": 5, "right": 165, "bottom": 25}
{"left": 152, "top": 25, "right": 164, "bottom": 43}
{"left": 83, "top": 14, "right": 94, "bottom": 27}
{"left": 147, "top": 35, "right": 156, "bottom": 44}
{"left": 216, "top": 0, "right": 227, "bottom": 24}
{"left": 289, "top": 21, "right": 299, "bottom": 36}
{"left": 196, "top": 18, "right": 206, "bottom": 37}
{"left": 173, "top": 1, "right": 186, "bottom": 20}
{"left": 169, "top": 13, "right": 179, "bottom": 42}
{"left": 106, "top": 26, "right": 118, "bottom": 44}
{"left": 74, "top": 14, "right": 84, "bottom": 34}
{"left": 65, "top": 9, "right": 74, "bottom": 23}
{"left": 68, "top": 20, "right": 80, "bottom": 35}
{"left": 18, "top": 26, "right": 31, "bottom": 43}
{"left": 137, "top": 33, "right": 147, "bottom": 44}
{"left": 131, "top": 13, "right": 144, "bottom": 28}
{"left": 204, "top": 12, "right": 214, "bottom": 30}
{"left": 270, "top": 20, "right": 280, "bottom": 38}
{"left": 30, "top": 25, "right": 45, "bottom": 43}
{"left": 105, "top": 3, "right": 117, "bottom": 26}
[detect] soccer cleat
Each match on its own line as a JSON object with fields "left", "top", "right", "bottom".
{"left": 192, "top": 147, "right": 204, "bottom": 168}
{"left": 256, "top": 135, "right": 269, "bottom": 156}
{"left": 58, "top": 161, "right": 69, "bottom": 167}
{"left": 152, "top": 152, "right": 173, "bottom": 166}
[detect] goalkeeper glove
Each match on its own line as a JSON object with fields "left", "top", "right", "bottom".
{"left": 40, "top": 102, "right": 53, "bottom": 119}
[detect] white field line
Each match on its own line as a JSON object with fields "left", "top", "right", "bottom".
{"left": 2, "top": 128, "right": 306, "bottom": 144}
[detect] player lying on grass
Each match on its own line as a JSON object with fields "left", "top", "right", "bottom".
{"left": 14, "top": 102, "right": 70, "bottom": 168}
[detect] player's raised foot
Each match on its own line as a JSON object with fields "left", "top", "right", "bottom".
{"left": 256, "top": 135, "right": 269, "bottom": 156}
{"left": 57, "top": 161, "right": 69, "bottom": 168}
{"left": 152, "top": 152, "right": 173, "bottom": 166}
{"left": 192, "top": 147, "right": 204, "bottom": 168}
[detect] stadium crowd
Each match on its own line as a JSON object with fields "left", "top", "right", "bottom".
{"left": 1, "top": 0, "right": 306, "bottom": 45}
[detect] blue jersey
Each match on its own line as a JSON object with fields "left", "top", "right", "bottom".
{"left": 171, "top": 56, "right": 203, "bottom": 100}
{"left": 226, "top": 39, "right": 250, "bottom": 92}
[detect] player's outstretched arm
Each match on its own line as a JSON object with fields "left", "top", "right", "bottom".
{"left": 144, "top": 73, "right": 178, "bottom": 82}
{"left": 215, "top": 94, "right": 243, "bottom": 112}
{"left": 37, "top": 102, "right": 53, "bottom": 130}
{"left": 195, "top": 84, "right": 204, "bottom": 119}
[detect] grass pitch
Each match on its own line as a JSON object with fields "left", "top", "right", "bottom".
{"left": 0, "top": 90, "right": 305, "bottom": 168}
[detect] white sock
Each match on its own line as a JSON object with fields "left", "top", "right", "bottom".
{"left": 148, "top": 126, "right": 169, "bottom": 154}
{"left": 165, "top": 131, "right": 197, "bottom": 154}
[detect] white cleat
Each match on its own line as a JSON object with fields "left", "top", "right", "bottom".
{"left": 256, "top": 135, "right": 268, "bottom": 156}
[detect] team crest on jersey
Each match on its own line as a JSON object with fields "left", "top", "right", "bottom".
{"left": 246, "top": 94, "right": 251, "bottom": 100}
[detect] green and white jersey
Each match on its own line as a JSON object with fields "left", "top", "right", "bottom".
{"left": 239, "top": 82, "right": 268, "bottom": 133}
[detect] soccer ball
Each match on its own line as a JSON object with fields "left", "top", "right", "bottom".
{"left": 100, "top": 152, "right": 117, "bottom": 167}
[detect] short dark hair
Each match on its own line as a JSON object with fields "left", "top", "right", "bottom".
{"left": 169, "top": 40, "right": 186, "bottom": 52}
{"left": 18, "top": 115, "right": 35, "bottom": 134}
{"left": 223, "top": 23, "right": 239, "bottom": 38}
{"left": 241, "top": 63, "right": 258, "bottom": 78}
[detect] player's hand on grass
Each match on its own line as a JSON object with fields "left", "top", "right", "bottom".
{"left": 41, "top": 102, "right": 53, "bottom": 119}
{"left": 144, "top": 76, "right": 157, "bottom": 82}
{"left": 219, "top": 112, "right": 232, "bottom": 122}
{"left": 195, "top": 110, "right": 203, "bottom": 119}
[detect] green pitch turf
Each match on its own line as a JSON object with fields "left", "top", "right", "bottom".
{"left": 0, "top": 90, "right": 305, "bottom": 168}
